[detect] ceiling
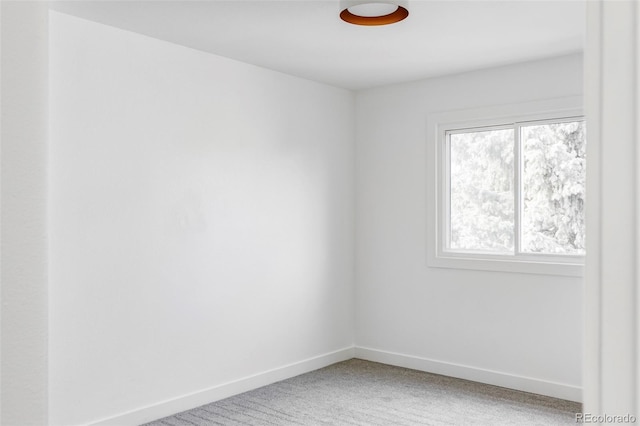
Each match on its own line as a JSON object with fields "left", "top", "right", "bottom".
{"left": 50, "top": 0, "right": 585, "bottom": 90}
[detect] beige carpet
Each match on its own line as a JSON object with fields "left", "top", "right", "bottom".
{"left": 144, "top": 359, "right": 581, "bottom": 425}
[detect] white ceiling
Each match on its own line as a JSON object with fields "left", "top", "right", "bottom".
{"left": 50, "top": 0, "right": 585, "bottom": 90}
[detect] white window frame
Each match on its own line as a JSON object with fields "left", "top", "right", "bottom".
{"left": 427, "top": 96, "right": 585, "bottom": 277}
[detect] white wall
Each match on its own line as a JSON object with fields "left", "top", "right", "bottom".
{"left": 355, "top": 55, "right": 583, "bottom": 400}
{"left": 49, "top": 12, "right": 355, "bottom": 425}
{"left": 584, "top": 0, "right": 640, "bottom": 415}
{"left": 1, "top": 2, "right": 49, "bottom": 425}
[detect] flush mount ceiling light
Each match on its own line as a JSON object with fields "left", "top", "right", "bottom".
{"left": 340, "top": 0, "right": 409, "bottom": 26}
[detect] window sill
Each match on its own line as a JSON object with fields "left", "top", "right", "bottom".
{"left": 428, "top": 253, "right": 584, "bottom": 277}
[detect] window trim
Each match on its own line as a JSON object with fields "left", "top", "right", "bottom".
{"left": 426, "top": 96, "right": 585, "bottom": 277}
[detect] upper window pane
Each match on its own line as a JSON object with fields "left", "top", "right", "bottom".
{"left": 449, "top": 129, "right": 514, "bottom": 253}
{"left": 521, "top": 120, "right": 586, "bottom": 255}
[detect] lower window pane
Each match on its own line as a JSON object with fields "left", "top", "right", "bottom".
{"left": 449, "top": 129, "right": 514, "bottom": 253}
{"left": 521, "top": 121, "right": 586, "bottom": 254}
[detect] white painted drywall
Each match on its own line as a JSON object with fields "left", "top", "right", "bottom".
{"left": 1, "top": 2, "right": 49, "bottom": 425}
{"left": 49, "top": 12, "right": 354, "bottom": 425}
{"left": 355, "top": 55, "right": 584, "bottom": 394}
{"left": 584, "top": 0, "right": 640, "bottom": 415}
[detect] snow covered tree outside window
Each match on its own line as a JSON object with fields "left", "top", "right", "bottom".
{"left": 449, "top": 128, "right": 514, "bottom": 252}
{"left": 446, "top": 118, "right": 585, "bottom": 257}
{"left": 522, "top": 121, "right": 586, "bottom": 254}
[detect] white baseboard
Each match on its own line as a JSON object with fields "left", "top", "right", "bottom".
{"left": 89, "top": 346, "right": 355, "bottom": 426}
{"left": 354, "top": 346, "right": 582, "bottom": 403}
{"left": 89, "top": 345, "right": 580, "bottom": 425}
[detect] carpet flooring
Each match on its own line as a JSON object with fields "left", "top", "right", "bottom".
{"left": 144, "top": 359, "right": 581, "bottom": 426}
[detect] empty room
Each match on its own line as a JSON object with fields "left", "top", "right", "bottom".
{"left": 1, "top": 1, "right": 638, "bottom": 425}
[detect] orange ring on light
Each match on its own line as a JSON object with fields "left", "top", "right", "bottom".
{"left": 340, "top": 5, "right": 408, "bottom": 26}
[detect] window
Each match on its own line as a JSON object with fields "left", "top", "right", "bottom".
{"left": 427, "top": 97, "right": 585, "bottom": 276}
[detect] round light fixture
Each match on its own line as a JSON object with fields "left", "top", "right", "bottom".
{"left": 340, "top": 1, "right": 409, "bottom": 26}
